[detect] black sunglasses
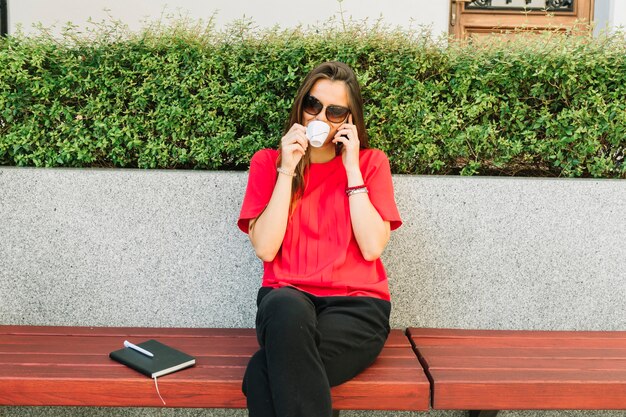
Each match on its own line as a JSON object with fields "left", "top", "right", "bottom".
{"left": 303, "top": 94, "right": 350, "bottom": 124}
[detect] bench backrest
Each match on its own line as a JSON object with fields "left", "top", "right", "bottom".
{"left": 1, "top": 168, "right": 624, "bottom": 330}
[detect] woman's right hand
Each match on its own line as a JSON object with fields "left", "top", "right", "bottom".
{"left": 280, "top": 123, "right": 308, "bottom": 171}
{"left": 250, "top": 124, "right": 306, "bottom": 261}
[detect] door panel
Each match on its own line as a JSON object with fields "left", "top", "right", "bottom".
{"left": 450, "top": 0, "right": 594, "bottom": 39}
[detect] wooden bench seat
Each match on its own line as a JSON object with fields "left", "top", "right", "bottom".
{"left": 0, "top": 325, "right": 430, "bottom": 411}
{"left": 408, "top": 327, "right": 626, "bottom": 413}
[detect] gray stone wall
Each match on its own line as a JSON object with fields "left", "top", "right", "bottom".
{"left": 1, "top": 167, "right": 625, "bottom": 417}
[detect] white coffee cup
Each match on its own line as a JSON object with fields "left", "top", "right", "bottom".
{"left": 306, "top": 120, "right": 331, "bottom": 148}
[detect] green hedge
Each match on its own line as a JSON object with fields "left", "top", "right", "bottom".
{"left": 1, "top": 20, "right": 625, "bottom": 177}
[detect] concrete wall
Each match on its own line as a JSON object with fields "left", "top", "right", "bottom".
{"left": 1, "top": 167, "right": 625, "bottom": 417}
{"left": 613, "top": 0, "right": 626, "bottom": 28}
{"left": 593, "top": 0, "right": 626, "bottom": 34}
{"left": 7, "top": 0, "right": 626, "bottom": 39}
{"left": 594, "top": 0, "right": 612, "bottom": 35}
{"left": 7, "top": 0, "right": 450, "bottom": 38}
{"left": 1, "top": 168, "right": 624, "bottom": 331}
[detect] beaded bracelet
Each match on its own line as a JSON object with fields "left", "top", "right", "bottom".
{"left": 346, "top": 184, "right": 366, "bottom": 192}
{"left": 277, "top": 167, "right": 296, "bottom": 177}
{"left": 346, "top": 186, "right": 368, "bottom": 197}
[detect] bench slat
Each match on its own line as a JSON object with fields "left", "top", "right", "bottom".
{"left": 0, "top": 326, "right": 430, "bottom": 410}
{"left": 0, "top": 325, "right": 411, "bottom": 347}
{"left": 432, "top": 378, "right": 626, "bottom": 410}
{"left": 418, "top": 355, "right": 626, "bottom": 371}
{"left": 409, "top": 327, "right": 626, "bottom": 341}
{"left": 1, "top": 334, "right": 257, "bottom": 351}
{"left": 1, "top": 376, "right": 428, "bottom": 410}
{"left": 0, "top": 353, "right": 250, "bottom": 367}
{"left": 420, "top": 346, "right": 626, "bottom": 365}
{"left": 417, "top": 346, "right": 626, "bottom": 360}
{"left": 430, "top": 368, "right": 626, "bottom": 382}
{"left": 0, "top": 326, "right": 255, "bottom": 337}
{"left": 408, "top": 327, "right": 626, "bottom": 410}
{"left": 0, "top": 338, "right": 414, "bottom": 360}
{"left": 0, "top": 379, "right": 247, "bottom": 408}
{"left": 0, "top": 353, "right": 418, "bottom": 370}
{"left": 0, "top": 363, "right": 424, "bottom": 382}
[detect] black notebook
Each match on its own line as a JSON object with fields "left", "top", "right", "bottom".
{"left": 109, "top": 339, "right": 196, "bottom": 378}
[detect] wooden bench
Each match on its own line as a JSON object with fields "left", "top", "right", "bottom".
{"left": 408, "top": 327, "right": 626, "bottom": 416}
{"left": 5, "top": 325, "right": 626, "bottom": 415}
{"left": 0, "top": 325, "right": 430, "bottom": 411}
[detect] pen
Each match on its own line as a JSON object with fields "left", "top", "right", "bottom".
{"left": 124, "top": 340, "right": 154, "bottom": 358}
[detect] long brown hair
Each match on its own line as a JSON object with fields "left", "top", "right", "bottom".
{"left": 279, "top": 61, "right": 369, "bottom": 205}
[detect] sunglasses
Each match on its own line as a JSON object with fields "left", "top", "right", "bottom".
{"left": 303, "top": 94, "right": 350, "bottom": 124}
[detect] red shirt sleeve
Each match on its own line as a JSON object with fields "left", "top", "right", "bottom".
{"left": 361, "top": 149, "right": 402, "bottom": 231}
{"left": 237, "top": 149, "right": 279, "bottom": 233}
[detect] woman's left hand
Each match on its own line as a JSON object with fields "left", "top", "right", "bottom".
{"left": 333, "top": 114, "right": 360, "bottom": 172}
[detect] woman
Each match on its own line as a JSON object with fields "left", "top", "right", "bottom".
{"left": 238, "top": 61, "right": 402, "bottom": 417}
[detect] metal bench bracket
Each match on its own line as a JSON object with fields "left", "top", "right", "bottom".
{"left": 470, "top": 411, "right": 499, "bottom": 417}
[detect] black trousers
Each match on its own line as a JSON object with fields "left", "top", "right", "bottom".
{"left": 242, "top": 286, "right": 391, "bottom": 417}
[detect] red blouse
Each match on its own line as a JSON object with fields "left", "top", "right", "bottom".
{"left": 238, "top": 148, "right": 402, "bottom": 301}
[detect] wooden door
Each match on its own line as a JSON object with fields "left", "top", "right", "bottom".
{"left": 450, "top": 0, "right": 595, "bottom": 39}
